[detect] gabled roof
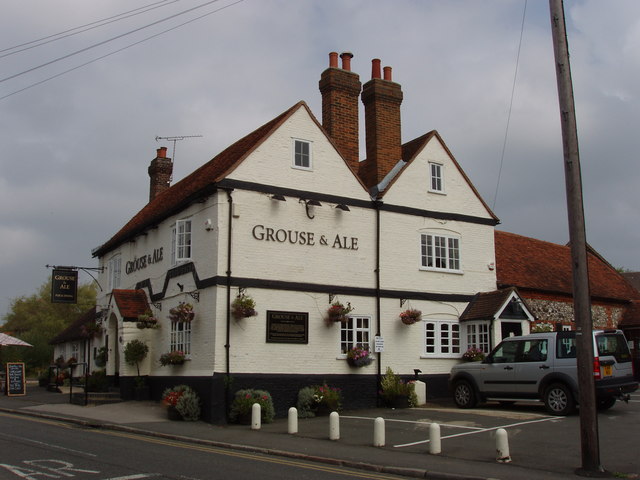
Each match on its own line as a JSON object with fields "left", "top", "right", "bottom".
{"left": 374, "top": 130, "right": 499, "bottom": 222}
{"left": 50, "top": 307, "right": 96, "bottom": 345}
{"left": 495, "top": 230, "right": 640, "bottom": 302}
{"left": 112, "top": 289, "right": 149, "bottom": 320}
{"left": 459, "top": 287, "right": 533, "bottom": 322}
{"left": 93, "top": 102, "right": 308, "bottom": 257}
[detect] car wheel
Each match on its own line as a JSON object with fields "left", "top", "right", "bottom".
{"left": 596, "top": 397, "right": 616, "bottom": 411}
{"left": 453, "top": 380, "right": 477, "bottom": 409}
{"left": 543, "top": 383, "right": 575, "bottom": 416}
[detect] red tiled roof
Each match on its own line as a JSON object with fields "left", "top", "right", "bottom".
{"left": 495, "top": 230, "right": 640, "bottom": 302}
{"left": 460, "top": 287, "right": 520, "bottom": 322}
{"left": 112, "top": 289, "right": 149, "bottom": 319}
{"left": 50, "top": 307, "right": 96, "bottom": 344}
{"left": 620, "top": 300, "right": 640, "bottom": 327}
{"left": 93, "top": 102, "right": 307, "bottom": 257}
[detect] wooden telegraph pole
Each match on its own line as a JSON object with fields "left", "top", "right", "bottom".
{"left": 548, "top": 0, "right": 603, "bottom": 475}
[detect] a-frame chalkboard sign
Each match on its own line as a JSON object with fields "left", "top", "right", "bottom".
{"left": 5, "top": 362, "right": 26, "bottom": 396}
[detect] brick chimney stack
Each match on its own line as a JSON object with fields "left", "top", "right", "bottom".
{"left": 148, "top": 147, "right": 172, "bottom": 202}
{"left": 360, "top": 58, "right": 403, "bottom": 188}
{"left": 319, "top": 52, "right": 362, "bottom": 172}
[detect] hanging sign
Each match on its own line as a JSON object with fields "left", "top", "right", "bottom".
{"left": 51, "top": 269, "right": 78, "bottom": 304}
{"left": 5, "top": 362, "right": 26, "bottom": 396}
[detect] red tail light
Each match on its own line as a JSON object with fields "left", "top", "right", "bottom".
{"left": 593, "top": 357, "right": 601, "bottom": 380}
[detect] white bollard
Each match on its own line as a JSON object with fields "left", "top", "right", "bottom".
{"left": 251, "top": 403, "right": 261, "bottom": 430}
{"left": 429, "top": 423, "right": 441, "bottom": 454}
{"left": 288, "top": 407, "right": 298, "bottom": 434}
{"left": 373, "top": 417, "right": 385, "bottom": 447}
{"left": 495, "top": 428, "right": 511, "bottom": 463}
{"left": 329, "top": 411, "right": 340, "bottom": 441}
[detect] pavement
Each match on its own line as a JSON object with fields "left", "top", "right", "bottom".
{"left": 0, "top": 383, "right": 637, "bottom": 480}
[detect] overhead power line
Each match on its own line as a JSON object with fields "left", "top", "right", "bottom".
{"left": 492, "top": 0, "right": 528, "bottom": 211}
{"left": 0, "top": 0, "right": 245, "bottom": 102}
{"left": 0, "top": 0, "right": 233, "bottom": 85}
{"left": 0, "top": 0, "right": 178, "bottom": 57}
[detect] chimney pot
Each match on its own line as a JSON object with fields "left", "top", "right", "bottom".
{"left": 329, "top": 52, "right": 339, "bottom": 68}
{"left": 340, "top": 52, "right": 353, "bottom": 71}
{"left": 371, "top": 58, "right": 382, "bottom": 79}
{"left": 383, "top": 66, "right": 392, "bottom": 81}
{"left": 157, "top": 147, "right": 167, "bottom": 158}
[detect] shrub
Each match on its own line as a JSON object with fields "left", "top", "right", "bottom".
{"left": 162, "top": 385, "right": 201, "bottom": 421}
{"left": 380, "top": 367, "right": 418, "bottom": 407}
{"left": 85, "top": 370, "right": 110, "bottom": 393}
{"left": 229, "top": 389, "right": 275, "bottom": 424}
{"left": 296, "top": 386, "right": 317, "bottom": 418}
{"left": 124, "top": 339, "right": 149, "bottom": 377}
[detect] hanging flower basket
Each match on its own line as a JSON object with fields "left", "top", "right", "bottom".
{"left": 168, "top": 302, "right": 195, "bottom": 323}
{"left": 231, "top": 294, "right": 257, "bottom": 319}
{"left": 159, "top": 350, "right": 186, "bottom": 366}
{"left": 325, "top": 301, "right": 353, "bottom": 325}
{"left": 399, "top": 309, "right": 422, "bottom": 325}
{"left": 346, "top": 345, "right": 373, "bottom": 367}
{"left": 81, "top": 320, "right": 104, "bottom": 338}
{"left": 137, "top": 311, "right": 160, "bottom": 329}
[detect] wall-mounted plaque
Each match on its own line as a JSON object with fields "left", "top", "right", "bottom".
{"left": 266, "top": 311, "right": 308, "bottom": 344}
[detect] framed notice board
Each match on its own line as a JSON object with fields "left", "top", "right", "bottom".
{"left": 6, "top": 362, "right": 26, "bottom": 396}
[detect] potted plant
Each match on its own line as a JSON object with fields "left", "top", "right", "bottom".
{"left": 159, "top": 350, "right": 186, "bottom": 366}
{"left": 231, "top": 294, "right": 257, "bottom": 319}
{"left": 168, "top": 302, "right": 195, "bottom": 323}
{"left": 461, "top": 347, "right": 486, "bottom": 362}
{"left": 229, "top": 389, "right": 275, "bottom": 424}
{"left": 346, "top": 344, "right": 373, "bottom": 367}
{"left": 136, "top": 311, "right": 160, "bottom": 329}
{"left": 325, "top": 301, "right": 353, "bottom": 325}
{"left": 94, "top": 346, "right": 108, "bottom": 368}
{"left": 124, "top": 339, "right": 150, "bottom": 400}
{"left": 380, "top": 367, "right": 418, "bottom": 408}
{"left": 162, "top": 385, "right": 201, "bottom": 421}
{"left": 399, "top": 308, "right": 422, "bottom": 325}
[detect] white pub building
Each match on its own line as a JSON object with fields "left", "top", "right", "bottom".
{"left": 90, "top": 53, "right": 529, "bottom": 422}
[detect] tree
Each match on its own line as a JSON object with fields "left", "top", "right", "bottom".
{"left": 1, "top": 277, "right": 97, "bottom": 374}
{"left": 124, "top": 339, "right": 149, "bottom": 378}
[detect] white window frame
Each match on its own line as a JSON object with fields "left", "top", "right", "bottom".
{"left": 292, "top": 139, "right": 312, "bottom": 170}
{"left": 108, "top": 254, "right": 121, "bottom": 291}
{"left": 172, "top": 218, "right": 192, "bottom": 265}
{"left": 422, "top": 320, "right": 461, "bottom": 358}
{"left": 339, "top": 315, "right": 371, "bottom": 356}
{"left": 464, "top": 322, "right": 490, "bottom": 354}
{"left": 429, "top": 162, "right": 444, "bottom": 193}
{"left": 420, "top": 233, "right": 461, "bottom": 273}
{"left": 170, "top": 321, "right": 191, "bottom": 356}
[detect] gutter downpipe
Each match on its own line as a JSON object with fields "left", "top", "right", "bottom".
{"left": 224, "top": 189, "right": 234, "bottom": 420}
{"left": 375, "top": 201, "right": 382, "bottom": 405}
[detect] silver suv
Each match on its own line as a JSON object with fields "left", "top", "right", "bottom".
{"left": 449, "top": 330, "right": 638, "bottom": 415}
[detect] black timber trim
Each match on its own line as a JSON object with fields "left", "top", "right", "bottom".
{"left": 135, "top": 263, "right": 475, "bottom": 304}
{"left": 217, "top": 178, "right": 498, "bottom": 226}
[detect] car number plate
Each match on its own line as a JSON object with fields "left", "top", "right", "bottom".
{"left": 602, "top": 365, "right": 613, "bottom": 377}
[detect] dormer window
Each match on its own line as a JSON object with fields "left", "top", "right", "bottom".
{"left": 293, "top": 139, "right": 312, "bottom": 170}
{"left": 429, "top": 162, "right": 444, "bottom": 193}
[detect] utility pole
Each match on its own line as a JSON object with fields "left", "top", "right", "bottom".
{"left": 548, "top": 1, "right": 603, "bottom": 475}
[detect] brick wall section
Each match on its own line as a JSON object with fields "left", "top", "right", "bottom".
{"left": 319, "top": 65, "right": 361, "bottom": 172}
{"left": 360, "top": 77, "right": 403, "bottom": 188}
{"left": 148, "top": 147, "right": 173, "bottom": 202}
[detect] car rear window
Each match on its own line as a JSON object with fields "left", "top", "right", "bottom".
{"left": 595, "top": 334, "right": 631, "bottom": 363}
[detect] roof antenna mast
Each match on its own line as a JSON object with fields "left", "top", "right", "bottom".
{"left": 155, "top": 134, "right": 203, "bottom": 165}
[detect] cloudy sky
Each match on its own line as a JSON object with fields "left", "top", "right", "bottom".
{"left": 1, "top": 0, "right": 638, "bottom": 319}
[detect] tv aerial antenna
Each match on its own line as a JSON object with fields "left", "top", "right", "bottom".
{"left": 155, "top": 134, "right": 203, "bottom": 163}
